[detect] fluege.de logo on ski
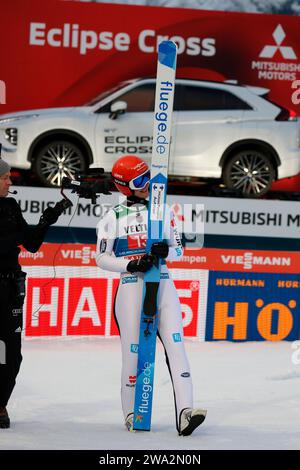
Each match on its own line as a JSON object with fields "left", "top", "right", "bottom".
{"left": 154, "top": 80, "right": 173, "bottom": 158}
{"left": 150, "top": 79, "right": 174, "bottom": 222}
{"left": 138, "top": 361, "right": 153, "bottom": 415}
{"left": 252, "top": 24, "right": 300, "bottom": 81}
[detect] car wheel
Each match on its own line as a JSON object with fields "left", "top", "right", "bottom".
{"left": 33, "top": 140, "right": 87, "bottom": 187}
{"left": 223, "top": 150, "right": 275, "bottom": 197}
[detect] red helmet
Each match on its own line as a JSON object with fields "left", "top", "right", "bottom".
{"left": 112, "top": 155, "right": 150, "bottom": 196}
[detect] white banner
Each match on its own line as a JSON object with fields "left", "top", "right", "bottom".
{"left": 12, "top": 185, "right": 300, "bottom": 238}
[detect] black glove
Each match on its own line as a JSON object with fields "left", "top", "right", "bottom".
{"left": 38, "top": 200, "right": 69, "bottom": 227}
{"left": 39, "top": 207, "right": 60, "bottom": 227}
{"left": 150, "top": 241, "right": 169, "bottom": 259}
{"left": 127, "top": 254, "right": 154, "bottom": 273}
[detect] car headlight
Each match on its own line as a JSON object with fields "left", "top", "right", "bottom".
{"left": 0, "top": 114, "right": 39, "bottom": 124}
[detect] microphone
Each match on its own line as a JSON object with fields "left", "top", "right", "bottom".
{"left": 8, "top": 190, "right": 17, "bottom": 194}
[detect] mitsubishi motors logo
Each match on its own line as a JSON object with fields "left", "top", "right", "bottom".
{"left": 259, "top": 24, "right": 297, "bottom": 60}
{"left": 252, "top": 24, "right": 300, "bottom": 81}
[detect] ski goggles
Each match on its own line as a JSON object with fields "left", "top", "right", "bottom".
{"left": 129, "top": 170, "right": 150, "bottom": 190}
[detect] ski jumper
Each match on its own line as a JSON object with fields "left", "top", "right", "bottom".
{"left": 96, "top": 197, "right": 193, "bottom": 431}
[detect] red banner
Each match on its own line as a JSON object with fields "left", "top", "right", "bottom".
{"left": 23, "top": 273, "right": 203, "bottom": 339}
{"left": 19, "top": 245, "right": 300, "bottom": 340}
{"left": 169, "top": 248, "right": 300, "bottom": 273}
{"left": 1, "top": 0, "right": 300, "bottom": 114}
{"left": 21, "top": 243, "right": 300, "bottom": 273}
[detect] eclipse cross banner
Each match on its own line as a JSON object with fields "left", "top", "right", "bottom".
{"left": 1, "top": 0, "right": 300, "bottom": 115}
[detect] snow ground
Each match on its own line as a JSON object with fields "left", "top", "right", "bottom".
{"left": 1, "top": 339, "right": 300, "bottom": 450}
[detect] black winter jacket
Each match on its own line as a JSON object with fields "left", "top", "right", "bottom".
{"left": 0, "top": 197, "right": 48, "bottom": 271}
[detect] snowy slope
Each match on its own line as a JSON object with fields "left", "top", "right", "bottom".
{"left": 1, "top": 338, "right": 300, "bottom": 450}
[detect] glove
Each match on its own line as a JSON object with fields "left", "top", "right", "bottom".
{"left": 39, "top": 207, "right": 60, "bottom": 226}
{"left": 38, "top": 200, "right": 68, "bottom": 227}
{"left": 150, "top": 241, "right": 169, "bottom": 259}
{"left": 127, "top": 254, "right": 154, "bottom": 273}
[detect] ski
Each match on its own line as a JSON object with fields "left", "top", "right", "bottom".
{"left": 133, "top": 40, "right": 177, "bottom": 431}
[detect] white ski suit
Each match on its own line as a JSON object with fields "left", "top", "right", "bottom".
{"left": 96, "top": 197, "right": 193, "bottom": 431}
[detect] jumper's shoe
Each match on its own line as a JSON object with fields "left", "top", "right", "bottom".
{"left": 179, "top": 408, "right": 207, "bottom": 436}
{"left": 0, "top": 407, "right": 10, "bottom": 429}
{"left": 125, "top": 413, "right": 135, "bottom": 432}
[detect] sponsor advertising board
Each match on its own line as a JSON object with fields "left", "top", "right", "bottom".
{"left": 206, "top": 271, "right": 300, "bottom": 341}
{"left": 22, "top": 264, "right": 207, "bottom": 341}
{"left": 14, "top": 189, "right": 300, "bottom": 342}
{"left": 1, "top": 1, "right": 300, "bottom": 114}
{"left": 20, "top": 244, "right": 300, "bottom": 341}
{"left": 12, "top": 186, "right": 300, "bottom": 239}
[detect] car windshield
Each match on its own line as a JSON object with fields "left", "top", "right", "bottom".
{"left": 85, "top": 81, "right": 135, "bottom": 106}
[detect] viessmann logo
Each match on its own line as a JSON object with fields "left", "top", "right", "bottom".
{"left": 221, "top": 252, "right": 291, "bottom": 270}
{"left": 252, "top": 24, "right": 300, "bottom": 81}
{"left": 60, "top": 246, "right": 96, "bottom": 265}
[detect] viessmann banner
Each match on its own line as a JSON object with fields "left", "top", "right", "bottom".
{"left": 1, "top": 0, "right": 300, "bottom": 114}
{"left": 20, "top": 245, "right": 300, "bottom": 342}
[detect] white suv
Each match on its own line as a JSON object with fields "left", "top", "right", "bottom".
{"left": 1, "top": 78, "right": 300, "bottom": 196}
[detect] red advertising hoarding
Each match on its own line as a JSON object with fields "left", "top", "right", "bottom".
{"left": 20, "top": 245, "right": 300, "bottom": 341}
{"left": 1, "top": 0, "right": 300, "bottom": 115}
{"left": 2, "top": 1, "right": 300, "bottom": 190}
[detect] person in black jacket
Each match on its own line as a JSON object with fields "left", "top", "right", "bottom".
{"left": 0, "top": 158, "right": 63, "bottom": 428}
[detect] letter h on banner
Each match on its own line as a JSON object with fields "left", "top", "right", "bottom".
{"left": 213, "top": 301, "right": 248, "bottom": 340}
{"left": 25, "top": 278, "right": 65, "bottom": 336}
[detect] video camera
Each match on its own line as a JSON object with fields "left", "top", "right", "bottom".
{"left": 48, "top": 168, "right": 111, "bottom": 217}
{"left": 60, "top": 167, "right": 111, "bottom": 207}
